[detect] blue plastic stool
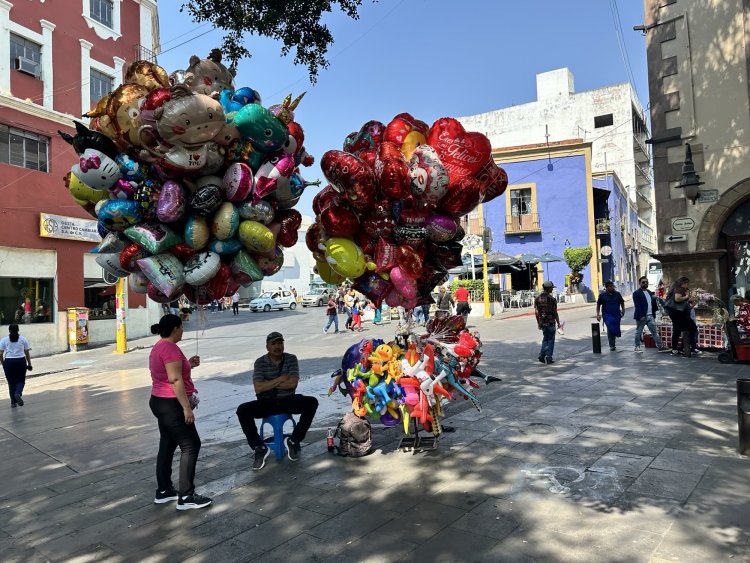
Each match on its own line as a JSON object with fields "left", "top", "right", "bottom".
{"left": 260, "top": 414, "right": 297, "bottom": 460}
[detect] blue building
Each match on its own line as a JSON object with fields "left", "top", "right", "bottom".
{"left": 477, "top": 139, "right": 638, "bottom": 300}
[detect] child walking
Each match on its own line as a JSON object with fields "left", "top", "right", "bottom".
{"left": 351, "top": 298, "right": 362, "bottom": 332}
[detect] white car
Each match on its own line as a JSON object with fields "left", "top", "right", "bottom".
{"left": 249, "top": 290, "right": 297, "bottom": 312}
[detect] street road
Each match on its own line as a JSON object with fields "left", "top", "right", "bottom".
{"left": 0, "top": 301, "right": 633, "bottom": 496}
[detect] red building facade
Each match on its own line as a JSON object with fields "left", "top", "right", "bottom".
{"left": 0, "top": 0, "right": 159, "bottom": 355}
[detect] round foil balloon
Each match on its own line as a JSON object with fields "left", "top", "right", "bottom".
{"left": 183, "top": 251, "right": 221, "bottom": 286}
{"left": 237, "top": 200, "right": 274, "bottom": 224}
{"left": 230, "top": 250, "right": 263, "bottom": 286}
{"left": 184, "top": 216, "right": 210, "bottom": 250}
{"left": 211, "top": 202, "right": 240, "bottom": 240}
{"left": 223, "top": 162, "right": 254, "bottom": 202}
{"left": 189, "top": 184, "right": 223, "bottom": 215}
{"left": 256, "top": 245, "right": 285, "bottom": 276}
{"left": 156, "top": 180, "right": 186, "bottom": 223}
{"left": 209, "top": 237, "right": 243, "bottom": 255}
{"left": 137, "top": 253, "right": 185, "bottom": 298}
{"left": 409, "top": 145, "right": 449, "bottom": 204}
{"left": 425, "top": 214, "right": 458, "bottom": 242}
{"left": 238, "top": 220, "right": 275, "bottom": 253}
{"left": 98, "top": 200, "right": 142, "bottom": 232}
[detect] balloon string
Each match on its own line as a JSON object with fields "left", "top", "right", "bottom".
{"left": 195, "top": 306, "right": 208, "bottom": 356}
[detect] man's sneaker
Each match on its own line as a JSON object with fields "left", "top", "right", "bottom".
{"left": 154, "top": 487, "right": 179, "bottom": 504}
{"left": 14, "top": 394, "right": 24, "bottom": 406}
{"left": 538, "top": 356, "right": 546, "bottom": 364}
{"left": 253, "top": 446, "right": 270, "bottom": 471}
{"left": 285, "top": 437, "right": 301, "bottom": 461}
{"left": 610, "top": 346, "right": 617, "bottom": 351}
{"left": 658, "top": 346, "right": 671, "bottom": 352}
{"left": 691, "top": 349, "right": 703, "bottom": 355}
{"left": 634, "top": 346, "right": 642, "bottom": 353}
{"left": 176, "top": 493, "right": 212, "bottom": 511}
{"left": 671, "top": 349, "right": 682, "bottom": 356}
{"left": 545, "top": 356, "right": 555, "bottom": 364}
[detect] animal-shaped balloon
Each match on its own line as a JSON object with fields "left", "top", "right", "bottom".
{"left": 184, "top": 49, "right": 235, "bottom": 98}
{"left": 323, "top": 237, "right": 367, "bottom": 279}
{"left": 219, "top": 87, "right": 262, "bottom": 116}
{"left": 58, "top": 121, "right": 118, "bottom": 160}
{"left": 71, "top": 148, "right": 122, "bottom": 191}
{"left": 233, "top": 103, "right": 289, "bottom": 153}
{"left": 64, "top": 171, "right": 108, "bottom": 214}
{"left": 252, "top": 152, "right": 296, "bottom": 203}
{"left": 268, "top": 93, "right": 305, "bottom": 126}
{"left": 123, "top": 60, "right": 170, "bottom": 90}
{"left": 85, "top": 83, "right": 150, "bottom": 148}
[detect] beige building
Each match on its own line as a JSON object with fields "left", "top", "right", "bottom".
{"left": 644, "top": 0, "right": 750, "bottom": 301}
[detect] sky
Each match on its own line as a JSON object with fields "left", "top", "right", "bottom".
{"left": 156, "top": 0, "right": 649, "bottom": 218}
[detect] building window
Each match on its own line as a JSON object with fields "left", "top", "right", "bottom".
{"left": 90, "top": 69, "right": 113, "bottom": 105}
{"left": 510, "top": 188, "right": 533, "bottom": 216}
{"left": 0, "top": 125, "right": 49, "bottom": 172}
{"left": 90, "top": 0, "right": 114, "bottom": 28}
{"left": 0, "top": 277, "right": 54, "bottom": 325}
{"left": 9, "top": 34, "right": 42, "bottom": 79}
{"left": 84, "top": 281, "right": 116, "bottom": 319}
{"left": 594, "top": 113, "right": 614, "bottom": 128}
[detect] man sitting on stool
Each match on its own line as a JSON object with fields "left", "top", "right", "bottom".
{"left": 236, "top": 332, "right": 319, "bottom": 471}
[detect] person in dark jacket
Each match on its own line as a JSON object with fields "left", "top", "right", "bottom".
{"left": 632, "top": 276, "right": 668, "bottom": 352}
{"left": 596, "top": 281, "right": 625, "bottom": 351}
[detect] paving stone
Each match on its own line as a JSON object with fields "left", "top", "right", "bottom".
{"left": 450, "top": 497, "right": 520, "bottom": 540}
{"left": 307, "top": 503, "right": 398, "bottom": 544}
{"left": 182, "top": 538, "right": 255, "bottom": 563}
{"left": 233, "top": 507, "right": 330, "bottom": 557}
{"left": 33, "top": 516, "right": 135, "bottom": 559}
{"left": 249, "top": 532, "right": 351, "bottom": 563}
{"left": 375, "top": 500, "right": 465, "bottom": 543}
{"left": 399, "top": 525, "right": 503, "bottom": 562}
{"left": 649, "top": 447, "right": 712, "bottom": 475}
{"left": 609, "top": 434, "right": 669, "bottom": 457}
{"left": 589, "top": 452, "right": 653, "bottom": 478}
{"left": 627, "top": 468, "right": 702, "bottom": 502}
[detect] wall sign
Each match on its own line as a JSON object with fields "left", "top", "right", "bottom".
{"left": 671, "top": 217, "right": 695, "bottom": 231}
{"left": 600, "top": 245, "right": 612, "bottom": 256}
{"left": 698, "top": 190, "right": 718, "bottom": 204}
{"left": 40, "top": 213, "right": 101, "bottom": 243}
{"left": 664, "top": 234, "right": 688, "bottom": 243}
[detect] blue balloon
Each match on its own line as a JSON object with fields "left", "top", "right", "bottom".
{"left": 98, "top": 199, "right": 142, "bottom": 232}
{"left": 209, "top": 237, "right": 242, "bottom": 255}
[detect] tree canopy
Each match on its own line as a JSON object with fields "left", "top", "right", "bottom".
{"left": 182, "top": 0, "right": 366, "bottom": 83}
{"left": 563, "top": 247, "right": 593, "bottom": 273}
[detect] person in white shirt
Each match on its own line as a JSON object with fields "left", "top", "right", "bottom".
{"left": 231, "top": 292, "right": 240, "bottom": 316}
{"left": 0, "top": 324, "right": 32, "bottom": 408}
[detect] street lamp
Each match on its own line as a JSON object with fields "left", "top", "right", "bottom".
{"left": 678, "top": 143, "right": 704, "bottom": 204}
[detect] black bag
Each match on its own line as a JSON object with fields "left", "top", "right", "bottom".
{"left": 664, "top": 291, "right": 688, "bottom": 312}
{"left": 335, "top": 412, "right": 372, "bottom": 457}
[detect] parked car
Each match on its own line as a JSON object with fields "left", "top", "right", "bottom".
{"left": 249, "top": 290, "right": 297, "bottom": 312}
{"left": 301, "top": 288, "right": 331, "bottom": 307}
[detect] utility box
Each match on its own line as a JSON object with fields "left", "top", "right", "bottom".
{"left": 67, "top": 307, "right": 89, "bottom": 351}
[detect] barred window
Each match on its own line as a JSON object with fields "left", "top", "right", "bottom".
{"left": 0, "top": 125, "right": 49, "bottom": 172}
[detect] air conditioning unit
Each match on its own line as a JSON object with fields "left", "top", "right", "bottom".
{"left": 15, "top": 57, "right": 40, "bottom": 78}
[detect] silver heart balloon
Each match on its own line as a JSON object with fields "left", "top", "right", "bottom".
{"left": 237, "top": 200, "right": 274, "bottom": 224}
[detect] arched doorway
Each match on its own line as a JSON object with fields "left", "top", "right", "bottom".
{"left": 720, "top": 198, "right": 750, "bottom": 303}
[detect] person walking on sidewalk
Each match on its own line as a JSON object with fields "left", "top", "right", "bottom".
{"left": 148, "top": 314, "right": 211, "bottom": 511}
{"left": 323, "top": 295, "right": 340, "bottom": 333}
{"left": 454, "top": 285, "right": 471, "bottom": 320}
{"left": 632, "top": 276, "right": 668, "bottom": 353}
{"left": 534, "top": 281, "right": 561, "bottom": 364}
{"left": 236, "top": 332, "right": 319, "bottom": 471}
{"left": 231, "top": 292, "right": 240, "bottom": 316}
{"left": 436, "top": 286, "right": 454, "bottom": 314}
{"left": 596, "top": 281, "right": 626, "bottom": 351}
{"left": 351, "top": 298, "right": 363, "bottom": 331}
{"left": 344, "top": 289, "right": 355, "bottom": 330}
{"left": 0, "top": 324, "right": 32, "bottom": 408}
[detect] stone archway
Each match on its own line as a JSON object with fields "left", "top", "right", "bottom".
{"left": 696, "top": 177, "right": 750, "bottom": 250}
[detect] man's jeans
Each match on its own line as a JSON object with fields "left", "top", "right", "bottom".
{"left": 540, "top": 324, "right": 556, "bottom": 359}
{"left": 635, "top": 314, "right": 662, "bottom": 348}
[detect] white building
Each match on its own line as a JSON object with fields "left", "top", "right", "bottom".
{"left": 458, "top": 68, "right": 656, "bottom": 274}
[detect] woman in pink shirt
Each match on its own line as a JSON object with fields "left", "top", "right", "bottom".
{"left": 148, "top": 314, "right": 211, "bottom": 511}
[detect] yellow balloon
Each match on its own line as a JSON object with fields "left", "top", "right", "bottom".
{"left": 400, "top": 130, "right": 427, "bottom": 161}
{"left": 325, "top": 237, "right": 366, "bottom": 279}
{"left": 238, "top": 220, "right": 275, "bottom": 253}
{"left": 66, "top": 171, "right": 108, "bottom": 205}
{"left": 315, "top": 260, "right": 346, "bottom": 285}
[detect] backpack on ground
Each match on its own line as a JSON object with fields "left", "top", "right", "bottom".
{"left": 335, "top": 412, "right": 372, "bottom": 457}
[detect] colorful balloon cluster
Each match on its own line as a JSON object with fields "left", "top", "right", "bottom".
{"left": 60, "top": 49, "right": 316, "bottom": 305}
{"left": 329, "top": 313, "right": 493, "bottom": 435}
{"left": 308, "top": 114, "right": 508, "bottom": 309}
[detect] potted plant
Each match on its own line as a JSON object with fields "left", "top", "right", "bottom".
{"left": 563, "top": 246, "right": 593, "bottom": 294}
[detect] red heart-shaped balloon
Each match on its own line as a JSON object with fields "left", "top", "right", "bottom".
{"left": 437, "top": 176, "right": 483, "bottom": 217}
{"left": 358, "top": 148, "right": 377, "bottom": 171}
{"left": 343, "top": 120, "right": 386, "bottom": 155}
{"left": 225, "top": 277, "right": 241, "bottom": 297}
{"left": 384, "top": 113, "right": 428, "bottom": 145}
{"left": 207, "top": 263, "right": 232, "bottom": 298}
{"left": 396, "top": 245, "right": 424, "bottom": 279}
{"left": 276, "top": 208, "right": 303, "bottom": 247}
{"left": 378, "top": 141, "right": 405, "bottom": 162}
{"left": 305, "top": 222, "right": 326, "bottom": 261}
{"left": 320, "top": 205, "right": 360, "bottom": 237}
{"left": 375, "top": 237, "right": 398, "bottom": 272}
{"left": 312, "top": 185, "right": 340, "bottom": 216}
{"left": 427, "top": 118, "right": 491, "bottom": 183}
{"left": 376, "top": 156, "right": 410, "bottom": 199}
{"left": 321, "top": 150, "right": 378, "bottom": 210}
{"left": 473, "top": 160, "right": 509, "bottom": 203}
{"left": 362, "top": 215, "right": 395, "bottom": 239}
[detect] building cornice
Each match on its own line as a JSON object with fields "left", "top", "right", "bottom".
{"left": 491, "top": 140, "right": 592, "bottom": 163}
{"left": 0, "top": 93, "right": 77, "bottom": 128}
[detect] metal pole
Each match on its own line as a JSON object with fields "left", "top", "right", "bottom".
{"left": 482, "top": 250, "right": 490, "bottom": 319}
{"left": 591, "top": 322, "right": 601, "bottom": 354}
{"left": 471, "top": 251, "right": 476, "bottom": 280}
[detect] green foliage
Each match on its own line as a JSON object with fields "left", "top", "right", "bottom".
{"left": 183, "top": 0, "right": 365, "bottom": 82}
{"left": 449, "top": 279, "right": 499, "bottom": 293}
{"left": 563, "top": 247, "right": 593, "bottom": 273}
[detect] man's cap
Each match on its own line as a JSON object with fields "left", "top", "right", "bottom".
{"left": 542, "top": 281, "right": 555, "bottom": 289}
{"left": 266, "top": 331, "right": 284, "bottom": 343}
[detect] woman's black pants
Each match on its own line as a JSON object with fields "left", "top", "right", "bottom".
{"left": 149, "top": 396, "right": 201, "bottom": 497}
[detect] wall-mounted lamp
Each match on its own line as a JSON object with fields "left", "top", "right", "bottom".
{"left": 678, "top": 143, "right": 704, "bottom": 204}
{"left": 564, "top": 239, "right": 571, "bottom": 247}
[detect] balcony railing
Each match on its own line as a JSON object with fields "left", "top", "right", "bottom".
{"left": 134, "top": 44, "right": 157, "bottom": 63}
{"left": 505, "top": 213, "right": 540, "bottom": 234}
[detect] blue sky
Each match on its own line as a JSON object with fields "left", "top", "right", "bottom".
{"left": 157, "top": 0, "right": 649, "bottom": 217}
